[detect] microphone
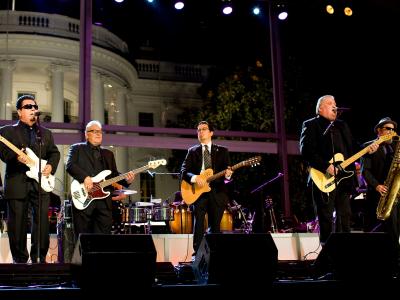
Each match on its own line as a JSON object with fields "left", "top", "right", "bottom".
{"left": 333, "top": 107, "right": 351, "bottom": 112}
{"left": 34, "top": 111, "right": 41, "bottom": 116}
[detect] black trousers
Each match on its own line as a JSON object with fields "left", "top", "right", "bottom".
{"left": 192, "top": 190, "right": 225, "bottom": 254}
{"left": 7, "top": 183, "right": 50, "bottom": 263}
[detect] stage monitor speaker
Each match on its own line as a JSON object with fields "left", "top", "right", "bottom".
{"left": 315, "top": 232, "right": 396, "bottom": 281}
{"left": 71, "top": 234, "right": 157, "bottom": 289}
{"left": 192, "top": 233, "right": 278, "bottom": 286}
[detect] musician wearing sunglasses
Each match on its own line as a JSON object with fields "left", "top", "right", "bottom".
{"left": 0, "top": 95, "right": 60, "bottom": 263}
{"left": 360, "top": 117, "right": 400, "bottom": 245}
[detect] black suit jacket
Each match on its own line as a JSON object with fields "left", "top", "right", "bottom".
{"left": 300, "top": 115, "right": 358, "bottom": 190}
{"left": 66, "top": 142, "right": 129, "bottom": 209}
{"left": 0, "top": 122, "right": 60, "bottom": 199}
{"left": 180, "top": 143, "right": 230, "bottom": 206}
{"left": 361, "top": 140, "right": 396, "bottom": 194}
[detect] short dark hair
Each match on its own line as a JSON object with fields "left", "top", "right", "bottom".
{"left": 16, "top": 94, "right": 36, "bottom": 109}
{"left": 197, "top": 120, "right": 214, "bottom": 132}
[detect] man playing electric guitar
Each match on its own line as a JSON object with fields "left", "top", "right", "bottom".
{"left": 66, "top": 120, "right": 135, "bottom": 237}
{"left": 180, "top": 121, "right": 233, "bottom": 261}
{"left": 300, "top": 95, "right": 378, "bottom": 245}
{"left": 0, "top": 95, "right": 60, "bottom": 263}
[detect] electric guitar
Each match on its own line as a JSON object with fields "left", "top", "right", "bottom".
{"left": 71, "top": 159, "right": 167, "bottom": 210}
{"left": 181, "top": 156, "right": 261, "bottom": 205}
{"left": 0, "top": 135, "right": 55, "bottom": 192}
{"left": 310, "top": 131, "right": 397, "bottom": 193}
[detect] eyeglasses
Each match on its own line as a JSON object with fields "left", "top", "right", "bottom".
{"left": 382, "top": 127, "right": 394, "bottom": 131}
{"left": 21, "top": 104, "right": 38, "bottom": 110}
{"left": 197, "top": 128, "right": 209, "bottom": 132}
{"left": 87, "top": 130, "right": 103, "bottom": 134}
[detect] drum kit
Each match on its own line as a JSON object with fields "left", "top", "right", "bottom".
{"left": 111, "top": 190, "right": 255, "bottom": 234}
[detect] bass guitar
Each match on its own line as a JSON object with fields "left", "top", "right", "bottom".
{"left": 181, "top": 156, "right": 261, "bottom": 205}
{"left": 0, "top": 135, "right": 55, "bottom": 192}
{"left": 71, "top": 159, "right": 167, "bottom": 210}
{"left": 310, "top": 131, "right": 397, "bottom": 193}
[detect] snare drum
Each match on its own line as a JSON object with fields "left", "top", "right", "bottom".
{"left": 152, "top": 207, "right": 174, "bottom": 221}
{"left": 121, "top": 207, "right": 148, "bottom": 223}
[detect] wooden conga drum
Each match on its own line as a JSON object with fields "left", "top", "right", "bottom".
{"left": 169, "top": 205, "right": 193, "bottom": 234}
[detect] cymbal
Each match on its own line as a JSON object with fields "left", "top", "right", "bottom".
{"left": 112, "top": 189, "right": 137, "bottom": 196}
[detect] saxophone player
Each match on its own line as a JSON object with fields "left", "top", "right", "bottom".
{"left": 360, "top": 117, "right": 399, "bottom": 263}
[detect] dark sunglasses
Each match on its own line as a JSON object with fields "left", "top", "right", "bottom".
{"left": 382, "top": 127, "right": 394, "bottom": 131}
{"left": 21, "top": 104, "right": 39, "bottom": 110}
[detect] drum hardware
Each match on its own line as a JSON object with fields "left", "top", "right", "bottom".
{"left": 231, "top": 200, "right": 254, "bottom": 233}
{"left": 265, "top": 196, "right": 278, "bottom": 233}
{"left": 112, "top": 189, "right": 137, "bottom": 196}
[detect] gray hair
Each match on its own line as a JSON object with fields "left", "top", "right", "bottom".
{"left": 315, "top": 95, "right": 334, "bottom": 115}
{"left": 85, "top": 120, "right": 102, "bottom": 131}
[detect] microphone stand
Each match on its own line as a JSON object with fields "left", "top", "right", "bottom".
{"left": 250, "top": 172, "right": 284, "bottom": 233}
{"left": 35, "top": 115, "right": 43, "bottom": 263}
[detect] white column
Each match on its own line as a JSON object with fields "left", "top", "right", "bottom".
{"left": 49, "top": 64, "right": 65, "bottom": 122}
{"left": 114, "top": 87, "right": 128, "bottom": 172}
{"left": 92, "top": 72, "right": 105, "bottom": 123}
{"left": 0, "top": 60, "right": 16, "bottom": 120}
{"left": 48, "top": 64, "right": 66, "bottom": 195}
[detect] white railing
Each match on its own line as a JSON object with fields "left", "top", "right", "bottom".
{"left": 0, "top": 10, "right": 128, "bottom": 53}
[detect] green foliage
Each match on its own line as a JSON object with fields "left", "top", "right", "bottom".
{"left": 167, "top": 63, "right": 314, "bottom": 224}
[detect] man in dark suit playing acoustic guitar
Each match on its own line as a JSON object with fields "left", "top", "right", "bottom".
{"left": 300, "top": 95, "right": 378, "bottom": 245}
{"left": 0, "top": 94, "right": 60, "bottom": 263}
{"left": 180, "top": 121, "right": 233, "bottom": 260}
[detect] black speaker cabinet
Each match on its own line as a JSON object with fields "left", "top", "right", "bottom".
{"left": 71, "top": 234, "right": 157, "bottom": 289}
{"left": 315, "top": 232, "right": 396, "bottom": 281}
{"left": 192, "top": 233, "right": 278, "bottom": 286}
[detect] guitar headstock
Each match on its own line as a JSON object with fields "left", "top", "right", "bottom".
{"left": 377, "top": 131, "right": 397, "bottom": 143}
{"left": 243, "top": 156, "right": 261, "bottom": 167}
{"left": 148, "top": 159, "right": 167, "bottom": 169}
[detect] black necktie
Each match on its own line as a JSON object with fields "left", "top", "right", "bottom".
{"left": 29, "top": 128, "right": 36, "bottom": 147}
{"left": 203, "top": 145, "right": 212, "bottom": 169}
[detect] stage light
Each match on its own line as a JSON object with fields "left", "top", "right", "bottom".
{"left": 344, "top": 6, "right": 353, "bottom": 16}
{"left": 174, "top": 1, "right": 184, "bottom": 10}
{"left": 222, "top": 0, "right": 233, "bottom": 15}
{"left": 326, "top": 4, "right": 334, "bottom": 15}
{"left": 277, "top": 4, "right": 288, "bottom": 20}
{"left": 275, "top": 3, "right": 288, "bottom": 20}
{"left": 252, "top": 6, "right": 261, "bottom": 16}
{"left": 114, "top": 0, "right": 124, "bottom": 3}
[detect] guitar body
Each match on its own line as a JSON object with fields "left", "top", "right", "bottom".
{"left": 24, "top": 147, "right": 55, "bottom": 192}
{"left": 309, "top": 153, "right": 354, "bottom": 193}
{"left": 181, "top": 156, "right": 262, "bottom": 205}
{"left": 181, "top": 169, "right": 213, "bottom": 205}
{"left": 71, "top": 170, "right": 112, "bottom": 210}
{"left": 309, "top": 132, "right": 397, "bottom": 193}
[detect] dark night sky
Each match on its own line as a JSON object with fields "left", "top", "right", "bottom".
{"left": 3, "top": 0, "right": 400, "bottom": 142}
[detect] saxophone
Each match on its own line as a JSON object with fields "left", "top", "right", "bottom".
{"left": 376, "top": 136, "right": 400, "bottom": 220}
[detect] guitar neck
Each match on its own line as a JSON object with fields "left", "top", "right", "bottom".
{"left": 0, "top": 135, "right": 26, "bottom": 157}
{"left": 340, "top": 139, "right": 384, "bottom": 169}
{"left": 99, "top": 165, "right": 150, "bottom": 188}
{"left": 206, "top": 161, "right": 244, "bottom": 183}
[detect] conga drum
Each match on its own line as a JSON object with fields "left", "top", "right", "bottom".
{"left": 220, "top": 209, "right": 233, "bottom": 231}
{"left": 169, "top": 205, "right": 193, "bottom": 234}
{"left": 204, "top": 210, "right": 233, "bottom": 232}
